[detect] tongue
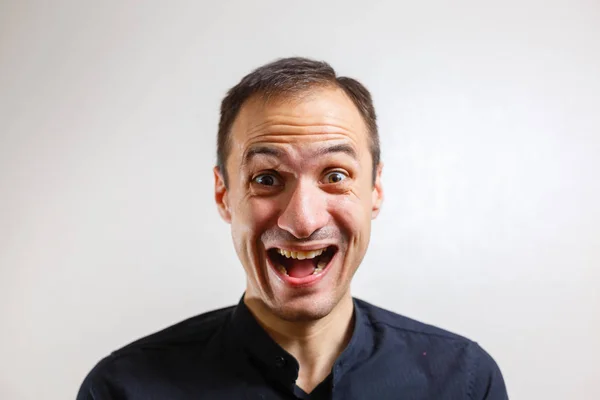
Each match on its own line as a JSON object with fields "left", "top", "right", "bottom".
{"left": 286, "top": 259, "right": 315, "bottom": 278}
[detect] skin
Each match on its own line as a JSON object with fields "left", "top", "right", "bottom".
{"left": 214, "top": 86, "right": 383, "bottom": 392}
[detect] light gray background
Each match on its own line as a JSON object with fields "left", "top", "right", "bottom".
{"left": 1, "top": 1, "right": 599, "bottom": 399}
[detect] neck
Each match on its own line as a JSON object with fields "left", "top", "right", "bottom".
{"left": 244, "top": 293, "right": 355, "bottom": 393}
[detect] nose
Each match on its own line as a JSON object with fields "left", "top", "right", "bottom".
{"left": 277, "top": 179, "right": 329, "bottom": 239}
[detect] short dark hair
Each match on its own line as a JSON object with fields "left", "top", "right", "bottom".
{"left": 217, "top": 57, "right": 380, "bottom": 186}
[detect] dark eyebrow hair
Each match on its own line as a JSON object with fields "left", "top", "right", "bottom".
{"left": 242, "top": 143, "right": 358, "bottom": 168}
{"left": 242, "top": 146, "right": 282, "bottom": 167}
{"left": 314, "top": 143, "right": 358, "bottom": 159}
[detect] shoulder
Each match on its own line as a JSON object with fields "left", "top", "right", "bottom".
{"left": 355, "top": 298, "right": 508, "bottom": 399}
{"left": 77, "top": 305, "right": 236, "bottom": 399}
{"left": 113, "top": 304, "right": 235, "bottom": 355}
{"left": 355, "top": 297, "right": 471, "bottom": 342}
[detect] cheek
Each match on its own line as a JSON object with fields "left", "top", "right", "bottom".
{"left": 232, "top": 198, "right": 280, "bottom": 241}
{"left": 327, "top": 194, "right": 370, "bottom": 235}
{"left": 246, "top": 198, "right": 280, "bottom": 227}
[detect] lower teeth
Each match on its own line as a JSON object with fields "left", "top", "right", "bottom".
{"left": 277, "top": 265, "right": 288, "bottom": 276}
{"left": 312, "top": 260, "right": 328, "bottom": 275}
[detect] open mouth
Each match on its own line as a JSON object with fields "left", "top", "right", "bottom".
{"left": 267, "top": 246, "right": 337, "bottom": 279}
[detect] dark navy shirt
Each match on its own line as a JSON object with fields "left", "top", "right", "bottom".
{"left": 77, "top": 297, "right": 508, "bottom": 399}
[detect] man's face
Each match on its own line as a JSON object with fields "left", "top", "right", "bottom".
{"left": 215, "top": 87, "right": 383, "bottom": 321}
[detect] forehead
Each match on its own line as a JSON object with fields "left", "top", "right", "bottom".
{"left": 229, "top": 87, "right": 370, "bottom": 159}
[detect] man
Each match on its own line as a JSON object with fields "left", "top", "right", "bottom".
{"left": 78, "top": 57, "right": 508, "bottom": 399}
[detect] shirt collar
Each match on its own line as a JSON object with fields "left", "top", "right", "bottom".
{"left": 229, "top": 294, "right": 369, "bottom": 389}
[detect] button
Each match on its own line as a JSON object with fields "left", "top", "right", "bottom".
{"left": 274, "top": 356, "right": 286, "bottom": 368}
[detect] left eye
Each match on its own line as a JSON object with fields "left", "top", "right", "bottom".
{"left": 324, "top": 171, "right": 348, "bottom": 184}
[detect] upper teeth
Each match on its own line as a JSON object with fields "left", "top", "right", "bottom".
{"left": 276, "top": 248, "right": 327, "bottom": 260}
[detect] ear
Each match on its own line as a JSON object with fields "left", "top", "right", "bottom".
{"left": 371, "top": 163, "right": 384, "bottom": 219}
{"left": 214, "top": 166, "right": 231, "bottom": 223}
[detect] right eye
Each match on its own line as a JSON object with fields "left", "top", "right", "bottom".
{"left": 253, "top": 173, "right": 281, "bottom": 187}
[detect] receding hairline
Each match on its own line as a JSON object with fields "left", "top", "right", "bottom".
{"left": 243, "top": 81, "right": 347, "bottom": 109}
{"left": 230, "top": 84, "right": 372, "bottom": 138}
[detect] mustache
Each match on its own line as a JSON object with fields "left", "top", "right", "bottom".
{"left": 261, "top": 226, "right": 343, "bottom": 244}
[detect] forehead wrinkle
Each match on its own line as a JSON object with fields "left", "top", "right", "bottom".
{"left": 242, "top": 133, "right": 360, "bottom": 155}
{"left": 245, "top": 120, "right": 359, "bottom": 139}
{"left": 230, "top": 90, "right": 372, "bottom": 170}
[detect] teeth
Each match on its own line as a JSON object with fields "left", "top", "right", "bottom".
{"left": 276, "top": 249, "right": 291, "bottom": 258}
{"left": 312, "top": 259, "right": 330, "bottom": 275}
{"left": 276, "top": 265, "right": 288, "bottom": 276}
{"left": 276, "top": 247, "right": 327, "bottom": 260}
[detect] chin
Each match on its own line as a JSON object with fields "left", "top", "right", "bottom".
{"left": 269, "top": 291, "right": 340, "bottom": 322}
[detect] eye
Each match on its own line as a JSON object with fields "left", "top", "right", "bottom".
{"left": 323, "top": 171, "right": 348, "bottom": 184}
{"left": 253, "top": 173, "right": 281, "bottom": 186}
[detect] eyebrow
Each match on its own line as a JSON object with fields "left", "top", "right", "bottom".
{"left": 242, "top": 146, "right": 283, "bottom": 167}
{"left": 243, "top": 143, "right": 358, "bottom": 165}
{"left": 314, "top": 143, "right": 357, "bottom": 159}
